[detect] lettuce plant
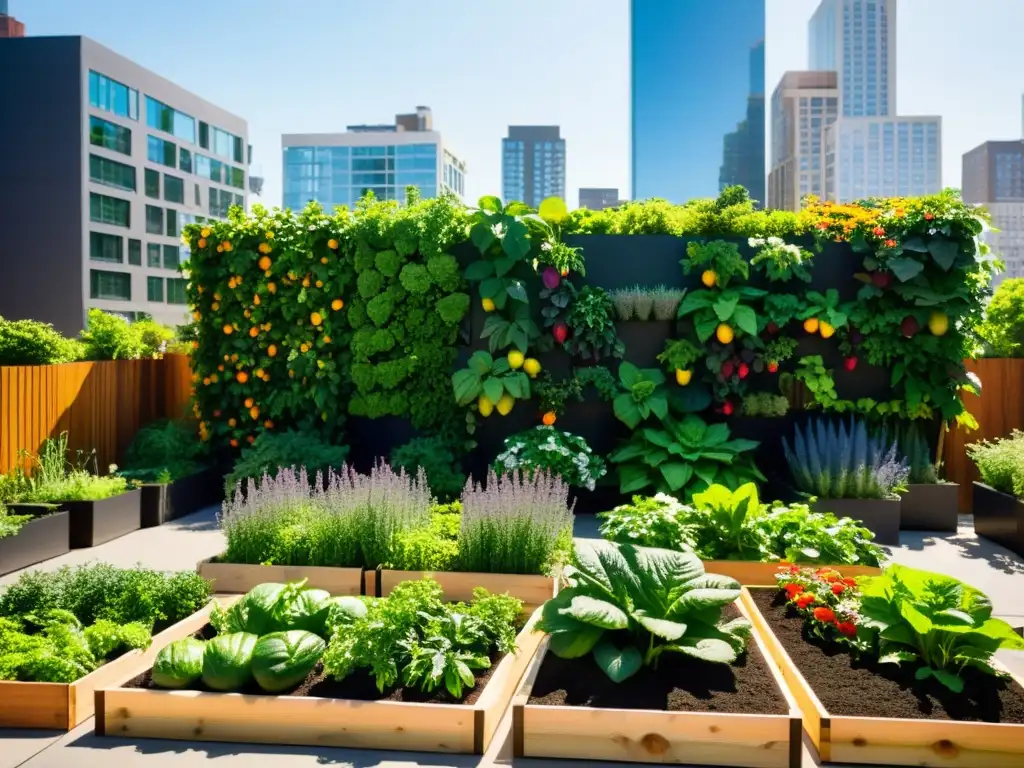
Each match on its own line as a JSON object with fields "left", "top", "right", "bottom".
{"left": 535, "top": 540, "right": 750, "bottom": 682}
{"left": 858, "top": 565, "right": 1024, "bottom": 692}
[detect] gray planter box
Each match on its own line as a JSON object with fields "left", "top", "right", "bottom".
{"left": 900, "top": 483, "right": 959, "bottom": 532}
{"left": 63, "top": 489, "right": 142, "bottom": 548}
{"left": 972, "top": 482, "right": 1024, "bottom": 556}
{"left": 139, "top": 467, "right": 224, "bottom": 528}
{"left": 0, "top": 509, "right": 70, "bottom": 575}
{"left": 811, "top": 497, "right": 901, "bottom": 546}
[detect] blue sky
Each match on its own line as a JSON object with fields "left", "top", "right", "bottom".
{"left": 14, "top": 0, "right": 1024, "bottom": 207}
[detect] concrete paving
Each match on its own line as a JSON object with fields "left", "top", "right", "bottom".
{"left": 2, "top": 509, "right": 1023, "bottom": 768}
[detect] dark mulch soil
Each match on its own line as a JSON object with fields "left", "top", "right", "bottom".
{"left": 749, "top": 588, "right": 1024, "bottom": 724}
{"left": 527, "top": 604, "right": 788, "bottom": 715}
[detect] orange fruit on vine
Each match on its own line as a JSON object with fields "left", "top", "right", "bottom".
{"left": 201, "top": 227, "right": 211, "bottom": 238}
{"left": 542, "top": 411, "right": 557, "bottom": 426}
{"left": 202, "top": 377, "right": 211, "bottom": 386}
{"left": 267, "top": 344, "right": 277, "bottom": 357}
{"left": 212, "top": 302, "right": 220, "bottom": 311}
{"left": 803, "top": 317, "right": 820, "bottom": 334}
{"left": 192, "top": 311, "right": 201, "bottom": 321}
{"left": 258, "top": 243, "right": 272, "bottom": 255}
{"left": 246, "top": 435, "right": 255, "bottom": 444}
{"left": 236, "top": 371, "right": 249, "bottom": 384}
{"left": 244, "top": 397, "right": 254, "bottom": 408}
{"left": 223, "top": 354, "right": 230, "bottom": 361}
{"left": 323, "top": 335, "right": 331, "bottom": 344}
{"left": 258, "top": 255, "right": 271, "bottom": 270}
{"left": 315, "top": 280, "right": 323, "bottom": 288}
{"left": 302, "top": 277, "right": 310, "bottom": 288}
{"left": 249, "top": 327, "right": 259, "bottom": 338}
{"left": 223, "top": 324, "right": 233, "bottom": 335}
{"left": 243, "top": 309, "right": 251, "bottom": 318}
{"left": 209, "top": 373, "right": 218, "bottom": 383}
{"left": 715, "top": 323, "right": 734, "bottom": 344}
{"left": 216, "top": 245, "right": 223, "bottom": 253}
{"left": 310, "top": 312, "right": 323, "bottom": 326}
{"left": 198, "top": 238, "right": 207, "bottom": 248}
{"left": 255, "top": 368, "right": 265, "bottom": 379}
{"left": 328, "top": 239, "right": 339, "bottom": 250}
{"left": 214, "top": 292, "right": 222, "bottom": 301}
{"left": 331, "top": 299, "right": 344, "bottom": 311}
{"left": 254, "top": 294, "right": 261, "bottom": 306}
{"left": 230, "top": 438, "right": 239, "bottom": 448}
{"left": 217, "top": 364, "right": 225, "bottom": 372}
{"left": 249, "top": 406, "right": 260, "bottom": 420}
{"left": 263, "top": 420, "right": 274, "bottom": 429}
{"left": 222, "top": 241, "right": 233, "bottom": 252}
{"left": 300, "top": 343, "right": 309, "bottom": 353}
{"left": 231, "top": 354, "right": 238, "bottom": 362}
{"left": 321, "top": 257, "right": 329, "bottom": 265}
{"left": 228, "top": 418, "right": 237, "bottom": 428}
{"left": 268, "top": 282, "right": 277, "bottom": 294}
{"left": 263, "top": 323, "right": 272, "bottom": 331}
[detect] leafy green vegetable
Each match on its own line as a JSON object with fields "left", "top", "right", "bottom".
{"left": 858, "top": 565, "right": 1024, "bottom": 693}
{"left": 278, "top": 588, "right": 332, "bottom": 637}
{"left": 201, "top": 632, "right": 258, "bottom": 691}
{"left": 251, "top": 631, "right": 326, "bottom": 693}
{"left": 536, "top": 540, "right": 750, "bottom": 682}
{"left": 152, "top": 638, "right": 206, "bottom": 689}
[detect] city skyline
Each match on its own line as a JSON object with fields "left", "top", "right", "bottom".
{"left": 10, "top": 0, "right": 1024, "bottom": 208}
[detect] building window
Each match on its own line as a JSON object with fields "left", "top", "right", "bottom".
{"left": 89, "top": 116, "right": 132, "bottom": 156}
{"left": 128, "top": 238, "right": 142, "bottom": 266}
{"left": 147, "top": 135, "right": 176, "bottom": 168}
{"left": 90, "top": 269, "right": 131, "bottom": 301}
{"left": 166, "top": 278, "right": 188, "bottom": 305}
{"left": 145, "top": 169, "right": 160, "bottom": 199}
{"left": 194, "top": 183, "right": 202, "bottom": 206}
{"left": 145, "top": 96, "right": 196, "bottom": 143}
{"left": 198, "top": 122, "right": 209, "bottom": 150}
{"left": 89, "top": 193, "right": 131, "bottom": 228}
{"left": 164, "top": 174, "right": 185, "bottom": 204}
{"left": 147, "top": 243, "right": 162, "bottom": 267}
{"left": 89, "top": 154, "right": 136, "bottom": 192}
{"left": 179, "top": 148, "right": 193, "bottom": 174}
{"left": 211, "top": 126, "right": 241, "bottom": 161}
{"left": 227, "top": 167, "right": 245, "bottom": 190}
{"left": 147, "top": 276, "right": 164, "bottom": 302}
{"left": 166, "top": 209, "right": 178, "bottom": 238}
{"left": 163, "top": 245, "right": 180, "bottom": 270}
{"left": 89, "top": 231, "right": 123, "bottom": 263}
{"left": 145, "top": 205, "right": 163, "bottom": 235}
{"left": 88, "top": 71, "right": 139, "bottom": 120}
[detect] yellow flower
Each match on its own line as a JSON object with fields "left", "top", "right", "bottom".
{"left": 265, "top": 231, "right": 274, "bottom": 239}
{"left": 201, "top": 227, "right": 211, "bottom": 238}
{"left": 331, "top": 298, "right": 344, "bottom": 311}
{"left": 310, "top": 312, "right": 323, "bottom": 326}
{"left": 315, "top": 280, "right": 323, "bottom": 288}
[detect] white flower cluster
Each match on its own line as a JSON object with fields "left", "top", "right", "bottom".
{"left": 749, "top": 236, "right": 806, "bottom": 264}
{"left": 494, "top": 427, "right": 606, "bottom": 491}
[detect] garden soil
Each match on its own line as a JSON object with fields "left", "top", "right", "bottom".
{"left": 527, "top": 605, "right": 788, "bottom": 714}
{"left": 749, "top": 588, "right": 1024, "bottom": 723}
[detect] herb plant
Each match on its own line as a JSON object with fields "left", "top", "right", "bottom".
{"left": 9, "top": 432, "right": 130, "bottom": 504}
{"left": 120, "top": 419, "right": 207, "bottom": 484}
{"left": 749, "top": 236, "right": 813, "bottom": 282}
{"left": 562, "top": 286, "right": 624, "bottom": 362}
{"left": 492, "top": 426, "right": 606, "bottom": 491}
{"left": 536, "top": 540, "right": 751, "bottom": 682}
{"left": 389, "top": 436, "right": 466, "bottom": 502}
{"left": 978, "top": 278, "right": 1024, "bottom": 357}
{"left": 741, "top": 392, "right": 789, "bottom": 417}
{"left": 967, "top": 430, "right": 1024, "bottom": 498}
{"left": 386, "top": 502, "right": 461, "bottom": 571}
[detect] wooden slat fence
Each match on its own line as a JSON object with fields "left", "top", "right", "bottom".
{"left": 0, "top": 354, "right": 193, "bottom": 475}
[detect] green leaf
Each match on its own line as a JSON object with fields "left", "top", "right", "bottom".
{"left": 502, "top": 220, "right": 531, "bottom": 260}
{"left": 677, "top": 292, "right": 714, "bottom": 317}
{"left": 632, "top": 612, "right": 687, "bottom": 641}
{"left": 619, "top": 464, "right": 652, "bottom": 494}
{"left": 659, "top": 462, "right": 693, "bottom": 491}
{"left": 664, "top": 635, "right": 739, "bottom": 664}
{"left": 505, "top": 201, "right": 532, "bottom": 216}
{"left": 506, "top": 280, "right": 528, "bottom": 302}
{"left": 618, "top": 361, "right": 641, "bottom": 388}
{"left": 642, "top": 428, "right": 675, "bottom": 448}
{"left": 592, "top": 641, "right": 643, "bottom": 683}
{"left": 464, "top": 260, "right": 495, "bottom": 282}
{"left": 932, "top": 668, "right": 965, "bottom": 693}
{"left": 452, "top": 370, "right": 480, "bottom": 406}
{"left": 503, "top": 374, "right": 524, "bottom": 399}
{"left": 482, "top": 377, "right": 504, "bottom": 404}
{"left": 548, "top": 625, "right": 604, "bottom": 659}
{"left": 470, "top": 222, "right": 495, "bottom": 253}
{"left": 702, "top": 423, "right": 730, "bottom": 447}
{"left": 613, "top": 394, "right": 644, "bottom": 429}
{"left": 478, "top": 195, "right": 503, "bottom": 213}
{"left": 565, "top": 596, "right": 629, "bottom": 630}
{"left": 732, "top": 304, "right": 758, "bottom": 336}
{"left": 479, "top": 276, "right": 504, "bottom": 299}
{"left": 902, "top": 236, "right": 929, "bottom": 252}
{"left": 713, "top": 295, "right": 739, "bottom": 322}
{"left": 695, "top": 315, "right": 719, "bottom": 342}
{"left": 647, "top": 394, "right": 669, "bottom": 420}
{"left": 928, "top": 237, "right": 959, "bottom": 271}
{"left": 879, "top": 651, "right": 917, "bottom": 664}
{"left": 887, "top": 256, "right": 925, "bottom": 282}
{"left": 608, "top": 440, "right": 647, "bottom": 463}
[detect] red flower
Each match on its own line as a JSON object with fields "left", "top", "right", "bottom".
{"left": 924, "top": 212, "right": 935, "bottom": 221}
{"left": 788, "top": 565, "right": 801, "bottom": 574}
{"left": 796, "top": 594, "right": 816, "bottom": 609}
{"left": 836, "top": 621, "right": 857, "bottom": 637}
{"left": 843, "top": 577, "right": 857, "bottom": 587}
{"left": 813, "top": 607, "right": 837, "bottom": 623}
{"left": 832, "top": 582, "right": 846, "bottom": 595}
{"left": 872, "top": 226, "right": 886, "bottom": 237}
{"left": 884, "top": 239, "right": 897, "bottom": 248}
{"left": 822, "top": 571, "right": 841, "bottom": 583}
{"left": 784, "top": 583, "right": 803, "bottom": 600}
{"left": 816, "top": 221, "right": 830, "bottom": 230}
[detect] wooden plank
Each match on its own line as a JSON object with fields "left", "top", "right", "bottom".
{"left": 197, "top": 558, "right": 365, "bottom": 595}
{"left": 0, "top": 682, "right": 70, "bottom": 730}
{"left": 378, "top": 570, "right": 556, "bottom": 606}
{"left": 705, "top": 561, "right": 880, "bottom": 587}
{"left": 514, "top": 596, "right": 800, "bottom": 767}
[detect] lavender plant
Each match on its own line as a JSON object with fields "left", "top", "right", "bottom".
{"left": 457, "top": 470, "right": 574, "bottom": 575}
{"left": 783, "top": 417, "right": 909, "bottom": 500}
{"left": 218, "top": 463, "right": 431, "bottom": 568}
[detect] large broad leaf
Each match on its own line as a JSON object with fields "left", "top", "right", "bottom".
{"left": 695, "top": 315, "right": 719, "bottom": 342}
{"left": 642, "top": 428, "right": 675, "bottom": 448}
{"left": 732, "top": 304, "right": 758, "bottom": 336}
{"left": 632, "top": 611, "right": 687, "bottom": 641}
{"left": 572, "top": 539, "right": 640, "bottom": 603}
{"left": 664, "top": 635, "right": 739, "bottom": 664}
{"left": 667, "top": 574, "right": 741, "bottom": 616}
{"left": 613, "top": 393, "right": 644, "bottom": 429}
{"left": 593, "top": 640, "right": 643, "bottom": 683}
{"left": 464, "top": 260, "right": 495, "bottom": 281}
{"left": 502, "top": 220, "right": 531, "bottom": 260}
{"left": 713, "top": 294, "right": 739, "bottom": 322}
{"left": 506, "top": 279, "right": 528, "bottom": 302}
{"left": 618, "top": 361, "right": 642, "bottom": 388}
{"left": 619, "top": 464, "right": 653, "bottom": 494}
{"left": 565, "top": 595, "right": 629, "bottom": 630}
{"left": 887, "top": 256, "right": 925, "bottom": 282}
{"left": 452, "top": 369, "right": 481, "bottom": 406}
{"left": 677, "top": 291, "right": 715, "bottom": 317}
{"left": 619, "top": 545, "right": 705, "bottom": 616}
{"left": 608, "top": 440, "right": 648, "bottom": 463}
{"left": 901, "top": 236, "right": 929, "bottom": 252}
{"left": 482, "top": 377, "right": 504, "bottom": 404}
{"left": 537, "top": 588, "right": 590, "bottom": 633}
{"left": 470, "top": 222, "right": 496, "bottom": 253}
{"left": 675, "top": 414, "right": 708, "bottom": 445}
{"left": 548, "top": 625, "right": 604, "bottom": 659}
{"left": 659, "top": 462, "right": 693, "bottom": 492}
{"left": 493, "top": 255, "right": 517, "bottom": 277}
{"left": 702, "top": 422, "right": 731, "bottom": 447}
{"left": 503, "top": 373, "right": 529, "bottom": 399}
{"left": 478, "top": 195, "right": 503, "bottom": 213}
{"left": 647, "top": 393, "right": 669, "bottom": 420}
{"left": 480, "top": 276, "right": 505, "bottom": 299}
{"left": 928, "top": 237, "right": 959, "bottom": 271}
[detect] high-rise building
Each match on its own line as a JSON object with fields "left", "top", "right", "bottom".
{"left": 768, "top": 71, "right": 838, "bottom": 211}
{"left": 963, "top": 140, "right": 1024, "bottom": 283}
{"left": 631, "top": 0, "right": 765, "bottom": 202}
{"left": 0, "top": 36, "right": 248, "bottom": 334}
{"left": 809, "top": 0, "right": 895, "bottom": 118}
{"left": 0, "top": 0, "right": 25, "bottom": 38}
{"left": 282, "top": 107, "right": 465, "bottom": 212}
{"left": 578, "top": 188, "right": 621, "bottom": 210}
{"left": 502, "top": 126, "right": 565, "bottom": 207}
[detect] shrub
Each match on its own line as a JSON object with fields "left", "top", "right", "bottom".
{"left": 79, "top": 309, "right": 147, "bottom": 361}
{"left": 389, "top": 436, "right": 465, "bottom": 501}
{"left": 0, "top": 506, "right": 31, "bottom": 539}
{"left": 741, "top": 392, "right": 789, "bottom": 417}
{"left": 0, "top": 316, "right": 83, "bottom": 366}
{"left": 458, "top": 470, "right": 573, "bottom": 575}
{"left": 9, "top": 432, "right": 130, "bottom": 503}
{"left": 133, "top": 318, "right": 176, "bottom": 358}
{"left": 978, "top": 278, "right": 1024, "bottom": 357}
{"left": 387, "top": 502, "right": 461, "bottom": 571}
{"left": 225, "top": 430, "right": 349, "bottom": 492}
{"left": 120, "top": 420, "right": 206, "bottom": 483}
{"left": 492, "top": 426, "right": 606, "bottom": 491}
{"left": 967, "top": 430, "right": 1024, "bottom": 498}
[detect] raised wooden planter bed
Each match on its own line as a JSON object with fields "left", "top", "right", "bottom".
{"left": 376, "top": 568, "right": 557, "bottom": 606}
{"left": 0, "top": 598, "right": 222, "bottom": 730}
{"left": 512, "top": 598, "right": 802, "bottom": 767}
{"left": 64, "top": 489, "right": 142, "bottom": 548}
{"left": 742, "top": 586, "right": 1024, "bottom": 767}
{"left": 95, "top": 607, "right": 546, "bottom": 753}
{"left": 196, "top": 558, "right": 365, "bottom": 595}
{"left": 811, "top": 497, "right": 901, "bottom": 546}
{"left": 702, "top": 560, "right": 881, "bottom": 586}
{"left": 139, "top": 467, "right": 223, "bottom": 528}
{"left": 0, "top": 507, "right": 69, "bottom": 576}
{"left": 972, "top": 482, "right": 1024, "bottom": 557}
{"left": 901, "top": 483, "right": 959, "bottom": 532}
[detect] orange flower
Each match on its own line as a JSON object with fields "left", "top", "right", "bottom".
{"left": 924, "top": 212, "right": 935, "bottom": 221}
{"left": 331, "top": 298, "right": 344, "bottom": 311}
{"left": 236, "top": 371, "right": 249, "bottom": 384}
{"left": 254, "top": 294, "right": 261, "bottom": 306}
{"left": 262, "top": 323, "right": 272, "bottom": 331}
{"left": 267, "top": 282, "right": 277, "bottom": 294}
{"left": 315, "top": 280, "right": 323, "bottom": 288}
{"left": 244, "top": 397, "right": 254, "bottom": 408}
{"left": 200, "top": 227, "right": 211, "bottom": 238}
{"left": 192, "top": 311, "right": 201, "bottom": 321}
{"left": 246, "top": 435, "right": 255, "bottom": 444}
{"left": 263, "top": 420, "right": 274, "bottom": 429}
{"left": 214, "top": 292, "right": 222, "bottom": 301}
{"left": 202, "top": 377, "right": 211, "bottom": 386}
{"left": 217, "top": 364, "right": 225, "bottom": 372}
{"left": 223, "top": 324, "right": 233, "bottom": 335}
{"left": 310, "top": 312, "right": 323, "bottom": 326}
{"left": 813, "top": 607, "right": 837, "bottom": 624}
{"left": 884, "top": 239, "right": 896, "bottom": 248}
{"left": 267, "top": 344, "right": 277, "bottom": 357}
{"left": 216, "top": 246, "right": 223, "bottom": 253}
{"left": 872, "top": 226, "right": 885, "bottom": 237}
{"left": 243, "top": 309, "right": 251, "bottom": 318}
{"left": 258, "top": 244, "right": 272, "bottom": 257}
{"left": 328, "top": 239, "right": 339, "bottom": 250}
{"left": 198, "top": 238, "right": 207, "bottom": 248}
{"left": 323, "top": 335, "right": 331, "bottom": 344}
{"left": 249, "top": 327, "right": 259, "bottom": 338}
{"left": 209, "top": 373, "right": 218, "bottom": 383}
{"left": 300, "top": 343, "right": 309, "bottom": 353}
{"left": 249, "top": 406, "right": 260, "bottom": 420}
{"left": 258, "top": 255, "right": 271, "bottom": 269}
{"left": 222, "top": 241, "right": 233, "bottom": 252}
{"left": 302, "top": 277, "right": 310, "bottom": 287}
{"left": 320, "top": 257, "right": 329, "bottom": 265}
{"left": 255, "top": 368, "right": 265, "bottom": 379}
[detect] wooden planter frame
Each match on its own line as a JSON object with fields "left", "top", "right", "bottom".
{"left": 0, "top": 599, "right": 224, "bottom": 730}
{"left": 512, "top": 597, "right": 803, "bottom": 768}
{"left": 376, "top": 568, "right": 557, "bottom": 606}
{"left": 196, "top": 557, "right": 365, "bottom": 596}
{"left": 741, "top": 587, "right": 1024, "bottom": 767}
{"left": 95, "top": 607, "right": 545, "bottom": 754}
{"left": 701, "top": 561, "right": 881, "bottom": 586}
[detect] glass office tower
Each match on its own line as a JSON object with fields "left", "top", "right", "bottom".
{"left": 631, "top": 0, "right": 766, "bottom": 203}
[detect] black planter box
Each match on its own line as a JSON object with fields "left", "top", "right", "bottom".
{"left": 63, "top": 489, "right": 142, "bottom": 549}
{"left": 139, "top": 467, "right": 224, "bottom": 528}
{"left": 0, "top": 509, "right": 70, "bottom": 575}
{"left": 811, "top": 497, "right": 901, "bottom": 546}
{"left": 972, "top": 482, "right": 1024, "bottom": 556}
{"left": 900, "top": 483, "right": 959, "bottom": 532}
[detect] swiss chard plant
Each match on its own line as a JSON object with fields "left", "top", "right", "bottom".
{"left": 535, "top": 540, "right": 750, "bottom": 682}
{"left": 857, "top": 565, "right": 1024, "bottom": 693}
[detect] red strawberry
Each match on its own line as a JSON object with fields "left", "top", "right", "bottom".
{"left": 722, "top": 401, "right": 734, "bottom": 416}
{"left": 738, "top": 363, "right": 750, "bottom": 379}
{"left": 553, "top": 322, "right": 568, "bottom": 344}
{"left": 844, "top": 357, "right": 858, "bottom": 372}
{"left": 721, "top": 360, "right": 735, "bottom": 379}
{"left": 871, "top": 271, "right": 892, "bottom": 289}
{"left": 767, "top": 361, "right": 779, "bottom": 373}
{"left": 767, "top": 322, "right": 779, "bottom": 334}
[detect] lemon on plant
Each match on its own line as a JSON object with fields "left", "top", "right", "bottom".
{"left": 803, "top": 317, "right": 820, "bottom": 334}
{"left": 331, "top": 298, "right": 344, "bottom": 311}
{"left": 477, "top": 395, "right": 494, "bottom": 417}
{"left": 496, "top": 394, "right": 515, "bottom": 416}
{"left": 701, "top": 270, "right": 718, "bottom": 288}
{"left": 482, "top": 297, "right": 496, "bottom": 312}
{"left": 715, "top": 323, "right": 734, "bottom": 344}
{"left": 310, "top": 312, "right": 323, "bottom": 326}
{"left": 928, "top": 311, "right": 949, "bottom": 336}
{"left": 675, "top": 369, "right": 693, "bottom": 386}
{"left": 819, "top": 321, "right": 835, "bottom": 339}
{"left": 523, "top": 358, "right": 541, "bottom": 378}
{"left": 508, "top": 350, "right": 525, "bottom": 369}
